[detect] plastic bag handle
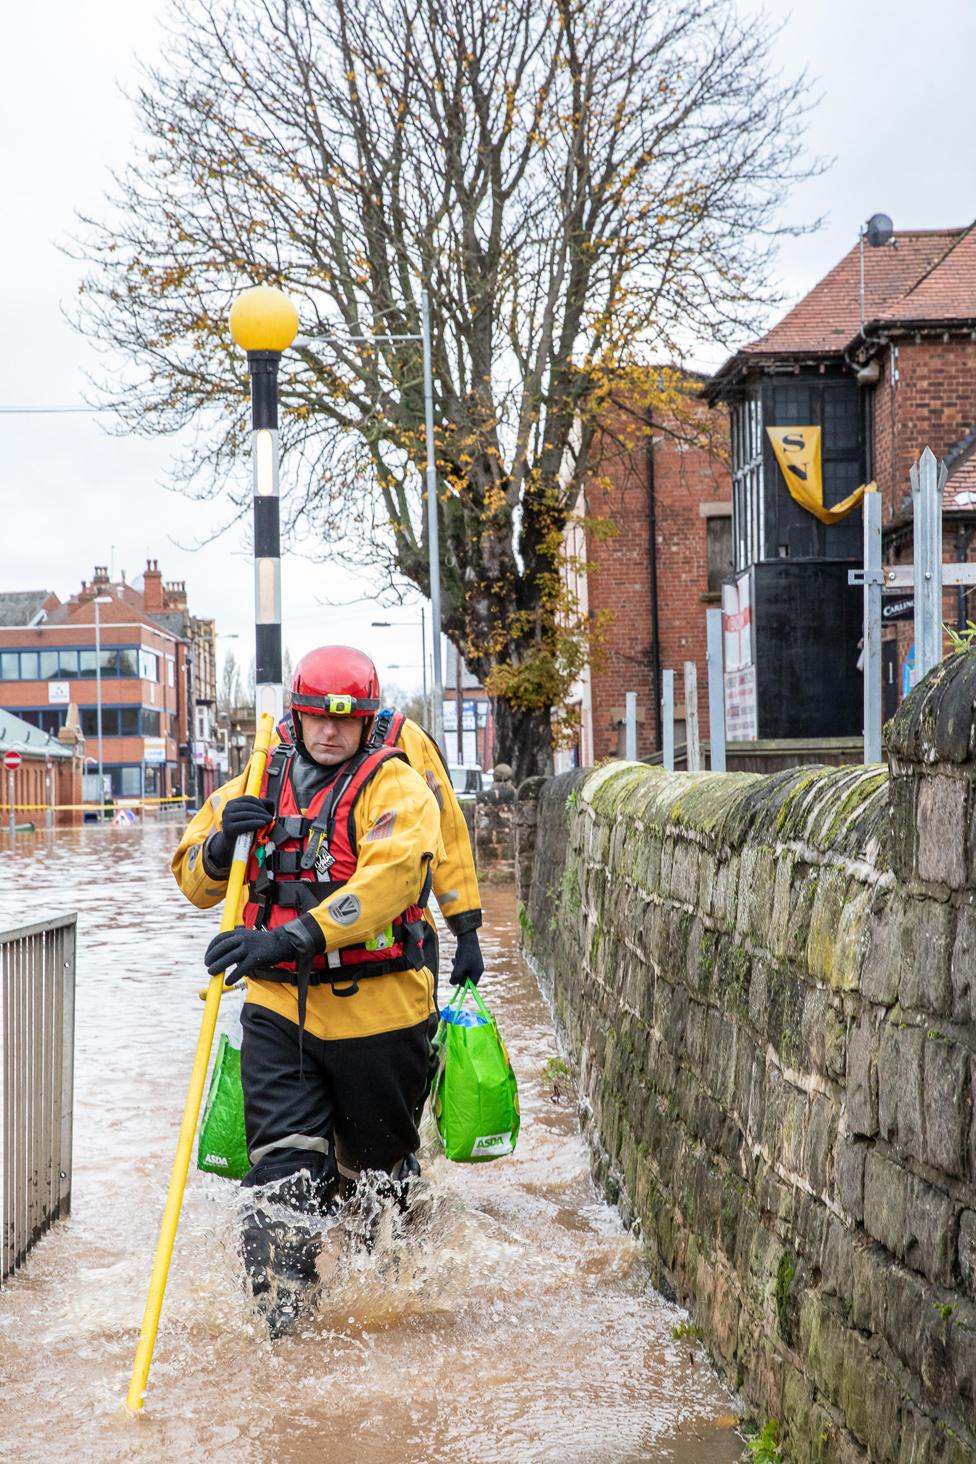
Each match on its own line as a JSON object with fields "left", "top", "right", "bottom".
{"left": 442, "top": 977, "right": 495, "bottom": 1026}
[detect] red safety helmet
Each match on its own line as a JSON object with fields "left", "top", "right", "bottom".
{"left": 290, "top": 645, "right": 381, "bottom": 724}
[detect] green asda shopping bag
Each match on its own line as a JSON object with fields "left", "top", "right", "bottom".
{"left": 197, "top": 1033, "right": 249, "bottom": 1179}
{"left": 430, "top": 980, "right": 520, "bottom": 1162}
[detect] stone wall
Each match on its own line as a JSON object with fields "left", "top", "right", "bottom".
{"left": 473, "top": 771, "right": 516, "bottom": 882}
{"left": 520, "top": 653, "right": 976, "bottom": 1463}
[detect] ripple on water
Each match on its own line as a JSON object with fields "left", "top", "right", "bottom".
{"left": 0, "top": 826, "right": 741, "bottom": 1463}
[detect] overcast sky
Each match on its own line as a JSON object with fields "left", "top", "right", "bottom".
{"left": 2, "top": 0, "right": 974, "bottom": 695}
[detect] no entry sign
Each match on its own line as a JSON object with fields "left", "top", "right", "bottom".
{"left": 3, "top": 750, "right": 22, "bottom": 771}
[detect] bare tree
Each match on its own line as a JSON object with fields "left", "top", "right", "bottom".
{"left": 76, "top": 0, "right": 817, "bottom": 776}
{"left": 218, "top": 648, "right": 243, "bottom": 716}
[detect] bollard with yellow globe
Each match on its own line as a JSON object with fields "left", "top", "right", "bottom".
{"left": 228, "top": 284, "right": 299, "bottom": 723}
{"left": 123, "top": 283, "right": 298, "bottom": 1417}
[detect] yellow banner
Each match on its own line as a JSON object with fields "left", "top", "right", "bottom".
{"left": 766, "top": 426, "right": 871, "bottom": 525}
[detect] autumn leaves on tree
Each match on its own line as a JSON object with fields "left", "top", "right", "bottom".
{"left": 77, "top": 0, "right": 815, "bottom": 775}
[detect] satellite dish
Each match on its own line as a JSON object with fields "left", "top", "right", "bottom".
{"left": 864, "top": 213, "right": 894, "bottom": 248}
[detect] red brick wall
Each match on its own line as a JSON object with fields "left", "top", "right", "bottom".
{"left": 872, "top": 338, "right": 976, "bottom": 683}
{"left": 583, "top": 413, "right": 731, "bottom": 759}
{"left": 873, "top": 338, "right": 976, "bottom": 518}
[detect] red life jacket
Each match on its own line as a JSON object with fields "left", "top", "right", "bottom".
{"left": 241, "top": 741, "right": 431, "bottom": 988}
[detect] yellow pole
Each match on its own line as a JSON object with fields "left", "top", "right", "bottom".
{"left": 125, "top": 711, "right": 276, "bottom": 1413}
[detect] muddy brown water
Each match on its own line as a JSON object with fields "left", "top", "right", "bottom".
{"left": 0, "top": 823, "right": 741, "bottom": 1463}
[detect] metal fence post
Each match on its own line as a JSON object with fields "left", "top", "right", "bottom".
{"left": 624, "top": 691, "right": 637, "bottom": 761}
{"left": 863, "top": 491, "right": 883, "bottom": 762}
{"left": 662, "top": 671, "right": 675, "bottom": 771}
{"left": 684, "top": 661, "right": 701, "bottom": 772}
{"left": 706, "top": 608, "right": 727, "bottom": 772}
{"left": 911, "top": 446, "right": 948, "bottom": 679}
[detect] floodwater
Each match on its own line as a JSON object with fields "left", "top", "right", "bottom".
{"left": 0, "top": 823, "right": 741, "bottom": 1464}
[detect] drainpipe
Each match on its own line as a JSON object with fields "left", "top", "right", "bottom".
{"left": 645, "top": 410, "right": 662, "bottom": 752}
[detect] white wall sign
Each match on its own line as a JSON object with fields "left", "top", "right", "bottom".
{"left": 48, "top": 681, "right": 69, "bottom": 704}
{"left": 144, "top": 736, "right": 167, "bottom": 765}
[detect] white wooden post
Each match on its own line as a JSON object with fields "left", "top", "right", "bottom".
{"left": 911, "top": 446, "right": 948, "bottom": 679}
{"left": 624, "top": 692, "right": 637, "bottom": 761}
{"left": 706, "top": 608, "right": 727, "bottom": 772}
{"left": 662, "top": 670, "right": 675, "bottom": 771}
{"left": 684, "top": 661, "right": 701, "bottom": 772}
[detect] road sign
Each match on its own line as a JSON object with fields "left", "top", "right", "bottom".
{"left": 3, "top": 750, "right": 22, "bottom": 771}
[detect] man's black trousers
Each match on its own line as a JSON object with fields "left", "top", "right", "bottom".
{"left": 239, "top": 1004, "right": 437, "bottom": 1193}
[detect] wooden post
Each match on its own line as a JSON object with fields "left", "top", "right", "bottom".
{"left": 684, "top": 662, "right": 701, "bottom": 772}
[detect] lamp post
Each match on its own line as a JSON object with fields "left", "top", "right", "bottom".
{"left": 316, "top": 288, "right": 444, "bottom": 745}
{"left": 229, "top": 285, "right": 300, "bottom": 722}
{"left": 93, "top": 594, "right": 112, "bottom": 822}
{"left": 372, "top": 610, "right": 430, "bottom": 726}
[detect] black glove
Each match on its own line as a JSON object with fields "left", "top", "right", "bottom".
{"left": 207, "top": 795, "right": 276, "bottom": 869}
{"left": 450, "top": 929, "right": 485, "bottom": 987}
{"left": 204, "top": 924, "right": 297, "bottom": 984}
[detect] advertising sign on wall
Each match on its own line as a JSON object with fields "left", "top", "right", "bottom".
{"left": 723, "top": 570, "right": 758, "bottom": 740}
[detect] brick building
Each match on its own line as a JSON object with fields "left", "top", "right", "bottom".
{"left": 707, "top": 221, "right": 976, "bottom": 730}
{"left": 556, "top": 222, "right": 976, "bottom": 769}
{"left": 0, "top": 560, "right": 219, "bottom": 806}
{"left": 559, "top": 388, "right": 731, "bottom": 766}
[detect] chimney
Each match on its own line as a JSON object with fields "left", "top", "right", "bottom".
{"left": 93, "top": 565, "right": 109, "bottom": 587}
{"left": 143, "top": 558, "right": 164, "bottom": 612}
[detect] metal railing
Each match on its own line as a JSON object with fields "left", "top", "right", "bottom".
{"left": 1, "top": 914, "right": 76, "bottom": 1284}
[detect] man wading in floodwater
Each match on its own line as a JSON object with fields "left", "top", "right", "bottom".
{"left": 171, "top": 644, "right": 484, "bottom": 1335}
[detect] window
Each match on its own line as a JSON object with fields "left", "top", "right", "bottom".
{"left": 19, "top": 709, "right": 65, "bottom": 734}
{"left": 120, "top": 708, "right": 140, "bottom": 735}
{"left": 118, "top": 649, "right": 138, "bottom": 677}
{"left": 1, "top": 652, "right": 19, "bottom": 680}
{"left": 114, "top": 766, "right": 142, "bottom": 797}
{"left": 166, "top": 656, "right": 175, "bottom": 687}
{"left": 39, "top": 649, "right": 78, "bottom": 679}
{"left": 20, "top": 651, "right": 39, "bottom": 679}
{"left": 78, "top": 649, "right": 118, "bottom": 678}
{"left": 139, "top": 649, "right": 158, "bottom": 682}
{"left": 141, "top": 710, "right": 160, "bottom": 736}
{"left": 706, "top": 515, "right": 734, "bottom": 592}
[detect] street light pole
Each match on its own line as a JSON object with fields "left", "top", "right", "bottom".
{"left": 229, "top": 286, "right": 299, "bottom": 723}
{"left": 93, "top": 594, "right": 112, "bottom": 822}
{"left": 311, "top": 288, "right": 444, "bottom": 746}
{"left": 420, "top": 290, "right": 444, "bottom": 748}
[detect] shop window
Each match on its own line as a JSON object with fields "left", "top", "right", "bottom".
{"left": 117, "top": 766, "right": 142, "bottom": 797}
{"left": 706, "top": 514, "right": 734, "bottom": 592}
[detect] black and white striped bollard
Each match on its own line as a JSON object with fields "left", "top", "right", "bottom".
{"left": 229, "top": 286, "right": 299, "bottom": 722}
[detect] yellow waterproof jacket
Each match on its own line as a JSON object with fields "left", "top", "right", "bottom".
{"left": 171, "top": 746, "right": 443, "bottom": 1041}
{"left": 393, "top": 717, "right": 482, "bottom": 935}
